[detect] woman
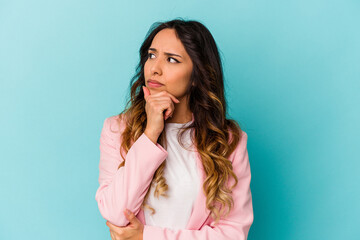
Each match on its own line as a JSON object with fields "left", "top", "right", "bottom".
{"left": 95, "top": 18, "right": 253, "bottom": 240}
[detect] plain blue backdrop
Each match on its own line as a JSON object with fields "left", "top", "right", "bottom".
{"left": 0, "top": 0, "right": 359, "bottom": 239}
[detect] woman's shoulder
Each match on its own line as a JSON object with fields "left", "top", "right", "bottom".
{"left": 103, "top": 113, "right": 127, "bottom": 136}
{"left": 226, "top": 120, "right": 248, "bottom": 143}
{"left": 226, "top": 122, "right": 248, "bottom": 161}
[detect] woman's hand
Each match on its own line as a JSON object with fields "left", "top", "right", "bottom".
{"left": 106, "top": 209, "right": 144, "bottom": 240}
{"left": 143, "top": 86, "right": 180, "bottom": 144}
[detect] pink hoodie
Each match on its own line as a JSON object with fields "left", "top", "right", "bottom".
{"left": 95, "top": 114, "right": 253, "bottom": 239}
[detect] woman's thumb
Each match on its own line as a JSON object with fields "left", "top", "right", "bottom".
{"left": 124, "top": 209, "right": 139, "bottom": 224}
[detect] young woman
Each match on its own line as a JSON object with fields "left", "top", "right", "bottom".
{"left": 95, "top": 19, "right": 254, "bottom": 240}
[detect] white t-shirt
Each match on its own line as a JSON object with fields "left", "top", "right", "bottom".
{"left": 144, "top": 121, "right": 200, "bottom": 230}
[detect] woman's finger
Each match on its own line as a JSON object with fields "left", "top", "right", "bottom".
{"left": 164, "top": 105, "right": 174, "bottom": 120}
{"left": 161, "top": 91, "right": 180, "bottom": 103}
{"left": 148, "top": 90, "right": 180, "bottom": 104}
{"left": 146, "top": 96, "right": 175, "bottom": 102}
{"left": 150, "top": 100, "right": 174, "bottom": 119}
{"left": 106, "top": 221, "right": 125, "bottom": 237}
{"left": 143, "top": 86, "right": 151, "bottom": 100}
{"left": 146, "top": 98, "right": 174, "bottom": 114}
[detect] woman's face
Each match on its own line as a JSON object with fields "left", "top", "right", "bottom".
{"left": 144, "top": 28, "right": 193, "bottom": 99}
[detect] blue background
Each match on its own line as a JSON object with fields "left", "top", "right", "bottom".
{"left": 1, "top": 0, "right": 359, "bottom": 239}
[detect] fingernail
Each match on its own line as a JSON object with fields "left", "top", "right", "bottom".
{"left": 126, "top": 209, "right": 131, "bottom": 215}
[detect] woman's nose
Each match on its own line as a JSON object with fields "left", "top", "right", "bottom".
{"left": 150, "top": 58, "right": 163, "bottom": 76}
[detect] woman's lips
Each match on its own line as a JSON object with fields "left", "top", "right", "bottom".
{"left": 148, "top": 80, "right": 164, "bottom": 88}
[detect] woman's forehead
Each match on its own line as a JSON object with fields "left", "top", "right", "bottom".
{"left": 150, "top": 29, "right": 186, "bottom": 55}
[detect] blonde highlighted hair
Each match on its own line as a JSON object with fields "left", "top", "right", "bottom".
{"left": 115, "top": 18, "right": 244, "bottom": 225}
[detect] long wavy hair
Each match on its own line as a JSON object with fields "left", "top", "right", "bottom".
{"left": 114, "top": 18, "right": 243, "bottom": 225}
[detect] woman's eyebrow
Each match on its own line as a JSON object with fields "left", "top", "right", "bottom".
{"left": 148, "top": 48, "right": 182, "bottom": 58}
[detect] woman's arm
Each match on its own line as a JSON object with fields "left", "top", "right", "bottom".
{"left": 95, "top": 116, "right": 168, "bottom": 227}
{"left": 142, "top": 131, "right": 253, "bottom": 240}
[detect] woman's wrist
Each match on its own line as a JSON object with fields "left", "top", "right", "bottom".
{"left": 144, "top": 129, "right": 159, "bottom": 144}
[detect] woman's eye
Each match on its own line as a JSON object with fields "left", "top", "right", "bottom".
{"left": 168, "top": 57, "right": 179, "bottom": 63}
{"left": 147, "top": 53, "right": 179, "bottom": 63}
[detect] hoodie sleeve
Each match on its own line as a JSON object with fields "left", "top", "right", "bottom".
{"left": 95, "top": 116, "right": 168, "bottom": 226}
{"left": 143, "top": 131, "right": 253, "bottom": 240}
